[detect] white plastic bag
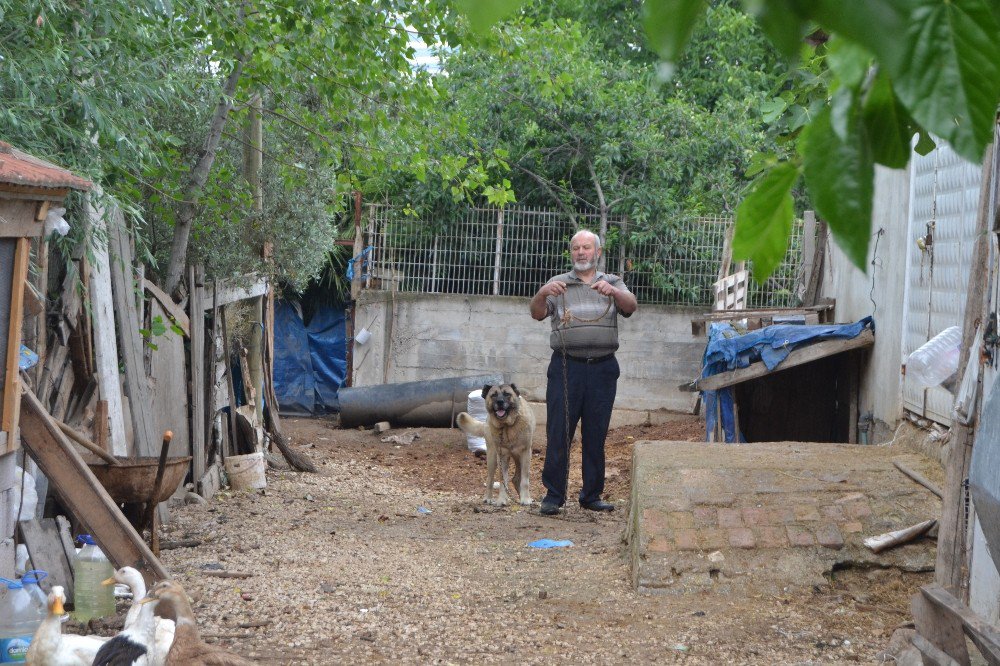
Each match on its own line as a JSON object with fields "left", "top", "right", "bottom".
{"left": 465, "top": 390, "right": 487, "bottom": 453}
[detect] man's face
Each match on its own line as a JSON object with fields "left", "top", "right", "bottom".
{"left": 572, "top": 234, "right": 600, "bottom": 272}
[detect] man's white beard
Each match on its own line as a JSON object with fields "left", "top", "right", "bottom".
{"left": 573, "top": 258, "right": 596, "bottom": 272}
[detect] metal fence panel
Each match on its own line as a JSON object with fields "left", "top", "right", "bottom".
{"left": 366, "top": 204, "right": 805, "bottom": 308}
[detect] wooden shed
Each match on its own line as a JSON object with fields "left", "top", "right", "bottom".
{"left": 0, "top": 141, "right": 90, "bottom": 576}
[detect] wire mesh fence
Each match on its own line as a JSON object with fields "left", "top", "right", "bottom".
{"left": 365, "top": 204, "right": 806, "bottom": 308}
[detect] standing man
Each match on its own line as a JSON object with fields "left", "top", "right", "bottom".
{"left": 530, "top": 229, "right": 637, "bottom": 516}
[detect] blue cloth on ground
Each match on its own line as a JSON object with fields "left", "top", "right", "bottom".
{"left": 528, "top": 539, "right": 574, "bottom": 549}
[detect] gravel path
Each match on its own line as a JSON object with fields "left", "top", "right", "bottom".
{"left": 154, "top": 417, "right": 928, "bottom": 664}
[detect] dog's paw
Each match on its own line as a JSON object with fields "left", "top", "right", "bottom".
{"left": 519, "top": 496, "right": 533, "bottom": 506}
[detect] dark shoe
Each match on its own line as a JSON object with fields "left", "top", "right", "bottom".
{"left": 539, "top": 499, "right": 561, "bottom": 515}
{"left": 580, "top": 499, "right": 615, "bottom": 512}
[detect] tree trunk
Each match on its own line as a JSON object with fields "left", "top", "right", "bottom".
{"left": 163, "top": 54, "right": 247, "bottom": 295}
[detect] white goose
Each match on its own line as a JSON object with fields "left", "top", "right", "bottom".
{"left": 91, "top": 567, "right": 175, "bottom": 666}
{"left": 25, "top": 586, "right": 108, "bottom": 665}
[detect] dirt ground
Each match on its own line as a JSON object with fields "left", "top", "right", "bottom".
{"left": 148, "top": 414, "right": 929, "bottom": 664}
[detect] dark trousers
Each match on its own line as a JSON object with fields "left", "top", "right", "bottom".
{"left": 541, "top": 352, "right": 620, "bottom": 506}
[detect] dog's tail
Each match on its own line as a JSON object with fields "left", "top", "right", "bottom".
{"left": 456, "top": 412, "right": 486, "bottom": 437}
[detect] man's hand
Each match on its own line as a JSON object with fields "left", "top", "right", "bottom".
{"left": 590, "top": 281, "right": 617, "bottom": 297}
{"left": 541, "top": 281, "right": 569, "bottom": 297}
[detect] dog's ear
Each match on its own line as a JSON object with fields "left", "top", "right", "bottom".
{"left": 481, "top": 384, "right": 493, "bottom": 399}
{"left": 510, "top": 383, "right": 520, "bottom": 396}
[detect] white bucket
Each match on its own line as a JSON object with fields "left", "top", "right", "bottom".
{"left": 355, "top": 327, "right": 372, "bottom": 345}
{"left": 225, "top": 452, "right": 266, "bottom": 490}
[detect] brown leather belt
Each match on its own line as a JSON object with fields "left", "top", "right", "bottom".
{"left": 566, "top": 353, "right": 615, "bottom": 364}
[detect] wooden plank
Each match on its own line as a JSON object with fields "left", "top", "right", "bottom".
{"left": 689, "top": 328, "right": 875, "bottom": 392}
{"left": 912, "top": 590, "right": 971, "bottom": 665}
{"left": 893, "top": 460, "right": 943, "bottom": 498}
{"left": 189, "top": 265, "right": 206, "bottom": 487}
{"left": 0, "top": 204, "right": 43, "bottom": 237}
{"left": 798, "top": 210, "right": 817, "bottom": 303}
{"left": 107, "top": 206, "right": 157, "bottom": 459}
{"left": 220, "top": 307, "right": 239, "bottom": 458}
{"left": 87, "top": 194, "right": 128, "bottom": 457}
{"left": 803, "top": 216, "right": 828, "bottom": 307}
{"left": 690, "top": 304, "right": 836, "bottom": 336}
{"left": 912, "top": 633, "right": 962, "bottom": 666}
{"left": 94, "top": 399, "right": 109, "bottom": 453}
{"left": 202, "top": 276, "right": 268, "bottom": 310}
{"left": 199, "top": 462, "right": 221, "bottom": 498}
{"left": 3, "top": 237, "right": 30, "bottom": 452}
{"left": 148, "top": 300, "right": 190, "bottom": 461}
{"left": 19, "top": 386, "right": 168, "bottom": 585}
{"left": 921, "top": 584, "right": 1000, "bottom": 665}
{"left": 143, "top": 278, "right": 190, "bottom": 336}
{"left": 936, "top": 141, "right": 996, "bottom": 594}
{"left": 17, "top": 518, "right": 74, "bottom": 601}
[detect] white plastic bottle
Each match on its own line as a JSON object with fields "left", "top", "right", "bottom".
{"left": 20, "top": 571, "right": 48, "bottom": 619}
{"left": 0, "top": 578, "right": 42, "bottom": 663}
{"left": 72, "top": 535, "right": 115, "bottom": 621}
{"left": 906, "top": 325, "right": 962, "bottom": 387}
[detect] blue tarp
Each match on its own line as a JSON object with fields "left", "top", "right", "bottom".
{"left": 273, "top": 300, "right": 347, "bottom": 415}
{"left": 702, "top": 316, "right": 874, "bottom": 442}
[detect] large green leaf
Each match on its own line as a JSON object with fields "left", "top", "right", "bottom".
{"left": 799, "top": 107, "right": 874, "bottom": 270}
{"left": 890, "top": 0, "right": 1000, "bottom": 163}
{"left": 805, "top": 0, "right": 910, "bottom": 73}
{"left": 862, "top": 71, "right": 913, "bottom": 169}
{"left": 454, "top": 0, "right": 528, "bottom": 34}
{"left": 825, "top": 37, "right": 872, "bottom": 90}
{"left": 642, "top": 0, "right": 708, "bottom": 63}
{"left": 732, "top": 161, "right": 799, "bottom": 277}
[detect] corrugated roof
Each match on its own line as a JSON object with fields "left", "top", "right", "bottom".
{"left": 0, "top": 141, "right": 92, "bottom": 190}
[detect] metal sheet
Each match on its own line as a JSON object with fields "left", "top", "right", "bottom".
{"left": 902, "top": 144, "right": 980, "bottom": 424}
{"left": 970, "top": 374, "right": 1000, "bottom": 565}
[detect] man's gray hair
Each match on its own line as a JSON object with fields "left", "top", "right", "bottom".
{"left": 571, "top": 229, "right": 602, "bottom": 250}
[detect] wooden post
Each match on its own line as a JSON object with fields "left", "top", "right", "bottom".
{"left": 220, "top": 307, "right": 238, "bottom": 458}
{"left": 935, "top": 140, "right": 996, "bottom": 596}
{"left": 94, "top": 399, "right": 109, "bottom": 453}
{"left": 2, "top": 237, "right": 30, "bottom": 451}
{"left": 188, "top": 265, "right": 206, "bottom": 486}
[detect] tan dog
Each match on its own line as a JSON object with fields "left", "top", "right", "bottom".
{"left": 457, "top": 383, "right": 535, "bottom": 506}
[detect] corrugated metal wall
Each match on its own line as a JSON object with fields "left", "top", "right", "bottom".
{"left": 902, "top": 144, "right": 982, "bottom": 424}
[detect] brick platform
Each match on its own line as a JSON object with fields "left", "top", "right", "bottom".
{"left": 627, "top": 441, "right": 940, "bottom": 594}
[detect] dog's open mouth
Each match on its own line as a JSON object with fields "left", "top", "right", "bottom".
{"left": 494, "top": 409, "right": 507, "bottom": 418}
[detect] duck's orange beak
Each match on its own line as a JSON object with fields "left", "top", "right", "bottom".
{"left": 101, "top": 576, "right": 116, "bottom": 586}
{"left": 52, "top": 596, "right": 65, "bottom": 615}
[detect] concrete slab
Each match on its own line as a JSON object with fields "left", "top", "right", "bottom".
{"left": 627, "top": 440, "right": 940, "bottom": 595}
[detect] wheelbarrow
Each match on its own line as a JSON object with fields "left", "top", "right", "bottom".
{"left": 83, "top": 432, "right": 188, "bottom": 555}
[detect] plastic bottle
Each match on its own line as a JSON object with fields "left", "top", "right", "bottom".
{"left": 20, "top": 571, "right": 48, "bottom": 620}
{"left": 906, "top": 325, "right": 962, "bottom": 387}
{"left": 0, "top": 578, "right": 43, "bottom": 663}
{"left": 72, "top": 535, "right": 115, "bottom": 621}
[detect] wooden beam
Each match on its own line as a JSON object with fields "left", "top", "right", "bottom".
{"left": 188, "top": 265, "right": 206, "bottom": 488}
{"left": 920, "top": 584, "right": 1000, "bottom": 665}
{"left": 936, "top": 139, "right": 996, "bottom": 594}
{"left": 3, "top": 237, "right": 30, "bottom": 451}
{"left": 143, "top": 278, "right": 190, "bottom": 337}
{"left": 201, "top": 276, "right": 268, "bottom": 310}
{"left": 687, "top": 328, "right": 875, "bottom": 392}
{"left": 19, "top": 386, "right": 168, "bottom": 585}
{"left": 87, "top": 193, "right": 128, "bottom": 457}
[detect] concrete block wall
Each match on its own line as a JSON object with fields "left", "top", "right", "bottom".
{"left": 352, "top": 291, "right": 705, "bottom": 413}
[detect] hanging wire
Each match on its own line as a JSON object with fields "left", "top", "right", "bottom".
{"left": 869, "top": 227, "right": 885, "bottom": 319}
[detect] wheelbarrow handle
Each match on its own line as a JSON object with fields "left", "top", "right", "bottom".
{"left": 141, "top": 431, "right": 173, "bottom": 535}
